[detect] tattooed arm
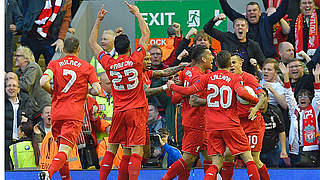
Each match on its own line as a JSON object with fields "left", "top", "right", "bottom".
{"left": 144, "top": 84, "right": 168, "bottom": 97}
{"left": 152, "top": 64, "right": 187, "bottom": 79}
{"left": 189, "top": 94, "right": 206, "bottom": 107}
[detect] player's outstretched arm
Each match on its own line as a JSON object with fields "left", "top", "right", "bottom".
{"left": 40, "top": 74, "right": 52, "bottom": 94}
{"left": 90, "top": 82, "right": 102, "bottom": 96}
{"left": 153, "top": 64, "right": 188, "bottom": 79}
{"left": 89, "top": 4, "right": 108, "bottom": 59}
{"left": 248, "top": 92, "right": 265, "bottom": 120}
{"left": 189, "top": 94, "right": 206, "bottom": 107}
{"left": 125, "top": 1, "right": 150, "bottom": 50}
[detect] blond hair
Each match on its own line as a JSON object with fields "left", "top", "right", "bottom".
{"left": 16, "top": 46, "right": 35, "bottom": 62}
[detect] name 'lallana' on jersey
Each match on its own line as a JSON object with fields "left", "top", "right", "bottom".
{"left": 110, "top": 60, "right": 134, "bottom": 70}
{"left": 58, "top": 59, "right": 82, "bottom": 68}
{"left": 210, "top": 74, "right": 231, "bottom": 82}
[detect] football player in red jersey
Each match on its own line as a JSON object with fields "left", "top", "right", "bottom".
{"left": 167, "top": 50, "right": 261, "bottom": 180}
{"left": 39, "top": 36, "right": 101, "bottom": 180}
{"left": 162, "top": 45, "right": 213, "bottom": 180}
{"left": 89, "top": 2, "right": 150, "bottom": 180}
{"left": 220, "top": 54, "right": 270, "bottom": 180}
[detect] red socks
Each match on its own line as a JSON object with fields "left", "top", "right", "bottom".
{"left": 221, "top": 161, "right": 234, "bottom": 180}
{"left": 178, "top": 168, "right": 190, "bottom": 180}
{"left": 204, "top": 164, "right": 219, "bottom": 180}
{"left": 162, "top": 158, "right": 188, "bottom": 180}
{"left": 59, "top": 161, "right": 70, "bottom": 180}
{"left": 99, "top": 151, "right": 115, "bottom": 180}
{"left": 258, "top": 164, "right": 270, "bottom": 180}
{"left": 203, "top": 160, "right": 212, "bottom": 174}
{"left": 48, "top": 151, "right": 67, "bottom": 178}
{"left": 118, "top": 155, "right": 130, "bottom": 180}
{"left": 245, "top": 161, "right": 260, "bottom": 180}
{"left": 128, "top": 153, "right": 143, "bottom": 180}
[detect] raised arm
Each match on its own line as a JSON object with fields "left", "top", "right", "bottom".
{"left": 219, "top": 0, "right": 244, "bottom": 21}
{"left": 126, "top": 1, "right": 150, "bottom": 50}
{"left": 89, "top": 5, "right": 108, "bottom": 59}
{"left": 268, "top": 0, "right": 289, "bottom": 25}
{"left": 89, "top": 82, "right": 102, "bottom": 96}
{"left": 203, "top": 13, "right": 227, "bottom": 42}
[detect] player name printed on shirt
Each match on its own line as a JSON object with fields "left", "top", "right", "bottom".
{"left": 210, "top": 74, "right": 231, "bottom": 82}
{"left": 110, "top": 60, "right": 134, "bottom": 70}
{"left": 59, "top": 59, "right": 82, "bottom": 68}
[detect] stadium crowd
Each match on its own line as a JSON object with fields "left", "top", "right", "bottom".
{"left": 4, "top": 0, "right": 320, "bottom": 179}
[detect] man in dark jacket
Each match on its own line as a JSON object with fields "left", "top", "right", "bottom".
{"left": 5, "top": 78, "right": 33, "bottom": 170}
{"left": 204, "top": 13, "right": 265, "bottom": 76}
{"left": 219, "top": 0, "right": 288, "bottom": 58}
{"left": 16, "top": 0, "right": 72, "bottom": 65}
{"left": 5, "top": 0, "right": 23, "bottom": 72}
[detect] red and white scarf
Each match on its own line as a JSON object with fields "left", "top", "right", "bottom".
{"left": 35, "top": 0, "right": 62, "bottom": 38}
{"left": 268, "top": 0, "right": 282, "bottom": 8}
{"left": 295, "top": 10, "right": 319, "bottom": 58}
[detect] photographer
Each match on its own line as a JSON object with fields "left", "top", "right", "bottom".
{"left": 148, "top": 128, "right": 182, "bottom": 168}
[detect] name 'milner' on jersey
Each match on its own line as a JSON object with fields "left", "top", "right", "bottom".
{"left": 45, "top": 56, "right": 99, "bottom": 122}
{"left": 97, "top": 45, "right": 147, "bottom": 112}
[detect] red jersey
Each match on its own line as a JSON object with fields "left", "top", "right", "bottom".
{"left": 237, "top": 71, "right": 264, "bottom": 118}
{"left": 178, "top": 66, "right": 206, "bottom": 129}
{"left": 142, "top": 70, "right": 153, "bottom": 88}
{"left": 46, "top": 56, "right": 99, "bottom": 121}
{"left": 171, "top": 70, "right": 259, "bottom": 131}
{"left": 98, "top": 45, "right": 147, "bottom": 112}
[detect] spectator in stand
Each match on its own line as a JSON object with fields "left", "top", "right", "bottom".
{"left": 278, "top": 42, "right": 295, "bottom": 64}
{"left": 174, "top": 28, "right": 217, "bottom": 70}
{"left": 204, "top": 13, "right": 265, "bottom": 76}
{"left": 288, "top": 0, "right": 320, "bottom": 59}
{"left": 148, "top": 103, "right": 166, "bottom": 134}
{"left": 16, "top": 0, "right": 72, "bottom": 65}
{"left": 5, "top": 0, "right": 23, "bottom": 72}
{"left": 260, "top": 58, "right": 288, "bottom": 110}
{"left": 287, "top": 58, "right": 315, "bottom": 96}
{"left": 15, "top": 46, "right": 51, "bottom": 124}
{"left": 280, "top": 62, "right": 320, "bottom": 167}
{"left": 161, "top": 23, "right": 183, "bottom": 67}
{"left": 5, "top": 77, "right": 33, "bottom": 170}
{"left": 265, "top": 6, "right": 291, "bottom": 58}
{"left": 9, "top": 121, "right": 40, "bottom": 170}
{"left": 263, "top": 0, "right": 320, "bottom": 21}
{"left": 76, "top": 96, "right": 101, "bottom": 169}
{"left": 33, "top": 105, "right": 52, "bottom": 147}
{"left": 260, "top": 88, "right": 288, "bottom": 167}
{"left": 219, "top": 0, "right": 288, "bottom": 58}
{"left": 150, "top": 45, "right": 169, "bottom": 70}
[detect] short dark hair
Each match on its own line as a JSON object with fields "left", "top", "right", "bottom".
{"left": 115, "top": 34, "right": 130, "bottom": 55}
{"left": 247, "top": 1, "right": 260, "bottom": 10}
{"left": 64, "top": 37, "right": 80, "bottom": 54}
{"left": 296, "top": 89, "right": 313, "bottom": 101}
{"left": 191, "top": 45, "right": 209, "bottom": 64}
{"left": 216, "top": 50, "right": 231, "bottom": 68}
{"left": 20, "top": 121, "right": 34, "bottom": 138}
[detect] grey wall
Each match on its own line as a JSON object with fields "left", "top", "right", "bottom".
{"left": 66, "top": 0, "right": 264, "bottom": 62}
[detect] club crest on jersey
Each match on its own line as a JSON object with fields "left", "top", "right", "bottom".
{"left": 185, "top": 70, "right": 192, "bottom": 78}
